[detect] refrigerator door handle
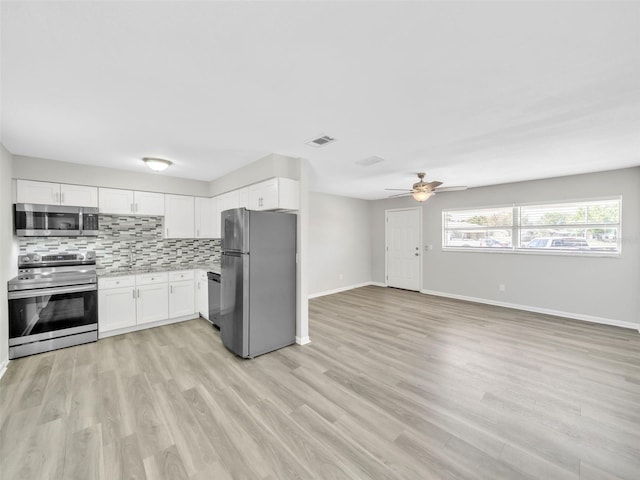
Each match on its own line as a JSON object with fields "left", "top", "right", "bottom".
{"left": 222, "top": 251, "right": 246, "bottom": 257}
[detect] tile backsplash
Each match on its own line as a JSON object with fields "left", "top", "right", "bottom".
{"left": 18, "top": 215, "right": 221, "bottom": 269}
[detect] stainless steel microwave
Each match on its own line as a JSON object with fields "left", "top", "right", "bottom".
{"left": 14, "top": 203, "right": 99, "bottom": 237}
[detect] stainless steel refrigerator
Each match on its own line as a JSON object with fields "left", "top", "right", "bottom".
{"left": 220, "top": 208, "right": 296, "bottom": 358}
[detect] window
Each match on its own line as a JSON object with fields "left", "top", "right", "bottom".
{"left": 443, "top": 206, "right": 513, "bottom": 249}
{"left": 443, "top": 197, "right": 621, "bottom": 255}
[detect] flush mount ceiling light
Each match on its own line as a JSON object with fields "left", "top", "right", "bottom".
{"left": 143, "top": 157, "right": 172, "bottom": 172}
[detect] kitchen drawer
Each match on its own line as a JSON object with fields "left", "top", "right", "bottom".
{"left": 99, "top": 275, "right": 135, "bottom": 289}
{"left": 169, "top": 270, "right": 194, "bottom": 282}
{"left": 136, "top": 272, "right": 169, "bottom": 285}
{"left": 196, "top": 269, "right": 208, "bottom": 281}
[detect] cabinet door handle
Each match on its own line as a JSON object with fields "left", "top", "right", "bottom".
{"left": 196, "top": 229, "right": 200, "bottom": 237}
{"left": 61, "top": 192, "right": 65, "bottom": 204}
{"left": 133, "top": 289, "right": 136, "bottom": 299}
{"left": 137, "top": 288, "right": 140, "bottom": 298}
{"left": 166, "top": 228, "right": 169, "bottom": 237}
{"left": 170, "top": 285, "right": 174, "bottom": 294}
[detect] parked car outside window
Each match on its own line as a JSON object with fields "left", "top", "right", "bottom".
{"left": 478, "top": 238, "right": 508, "bottom": 247}
{"left": 525, "top": 237, "right": 590, "bottom": 250}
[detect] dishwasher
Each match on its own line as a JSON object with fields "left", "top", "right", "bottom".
{"left": 207, "top": 271, "right": 221, "bottom": 328}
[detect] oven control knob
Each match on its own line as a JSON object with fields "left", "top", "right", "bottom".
{"left": 32, "top": 255, "right": 40, "bottom": 262}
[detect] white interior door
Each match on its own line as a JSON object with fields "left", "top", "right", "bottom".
{"left": 386, "top": 208, "right": 422, "bottom": 291}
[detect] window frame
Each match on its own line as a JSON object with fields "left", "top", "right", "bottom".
{"left": 442, "top": 196, "right": 622, "bottom": 257}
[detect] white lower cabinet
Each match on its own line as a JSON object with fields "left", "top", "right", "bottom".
{"left": 136, "top": 283, "right": 169, "bottom": 325}
{"left": 196, "top": 270, "right": 209, "bottom": 320}
{"left": 169, "top": 270, "right": 195, "bottom": 318}
{"left": 99, "top": 270, "right": 198, "bottom": 335}
{"left": 98, "top": 284, "right": 137, "bottom": 331}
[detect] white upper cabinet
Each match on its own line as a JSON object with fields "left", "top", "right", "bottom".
{"left": 194, "top": 197, "right": 215, "bottom": 238}
{"left": 99, "top": 188, "right": 164, "bottom": 216}
{"left": 213, "top": 190, "right": 240, "bottom": 238}
{"left": 17, "top": 180, "right": 59, "bottom": 204}
{"left": 219, "top": 190, "right": 240, "bottom": 212}
{"left": 134, "top": 191, "right": 165, "bottom": 216}
{"left": 211, "top": 197, "right": 221, "bottom": 238}
{"left": 99, "top": 188, "right": 134, "bottom": 214}
{"left": 164, "top": 194, "right": 194, "bottom": 238}
{"left": 248, "top": 178, "right": 299, "bottom": 211}
{"left": 60, "top": 184, "right": 99, "bottom": 207}
{"left": 237, "top": 187, "right": 249, "bottom": 208}
{"left": 17, "top": 180, "right": 98, "bottom": 207}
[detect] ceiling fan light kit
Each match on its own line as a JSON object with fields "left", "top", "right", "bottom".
{"left": 385, "top": 172, "right": 467, "bottom": 202}
{"left": 412, "top": 189, "right": 433, "bottom": 202}
{"left": 143, "top": 157, "right": 172, "bottom": 172}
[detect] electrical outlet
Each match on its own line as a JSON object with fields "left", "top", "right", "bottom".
{"left": 499, "top": 284, "right": 506, "bottom": 292}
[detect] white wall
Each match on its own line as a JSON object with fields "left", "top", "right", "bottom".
{"left": 371, "top": 168, "right": 640, "bottom": 329}
{"left": 13, "top": 155, "right": 210, "bottom": 196}
{"left": 0, "top": 144, "right": 16, "bottom": 375}
{"left": 308, "top": 192, "right": 372, "bottom": 296}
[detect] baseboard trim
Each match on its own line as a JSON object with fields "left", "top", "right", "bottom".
{"left": 308, "top": 281, "right": 386, "bottom": 299}
{"left": 0, "top": 359, "right": 8, "bottom": 381}
{"left": 295, "top": 336, "right": 311, "bottom": 345}
{"left": 98, "top": 314, "right": 199, "bottom": 339}
{"left": 421, "top": 289, "right": 639, "bottom": 331}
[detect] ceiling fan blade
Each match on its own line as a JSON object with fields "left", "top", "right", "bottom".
{"left": 424, "top": 181, "right": 443, "bottom": 189}
{"left": 384, "top": 188, "right": 411, "bottom": 191}
{"left": 434, "top": 185, "right": 468, "bottom": 192}
{"left": 387, "top": 192, "right": 411, "bottom": 198}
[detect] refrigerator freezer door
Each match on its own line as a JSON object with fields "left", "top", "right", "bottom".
{"left": 220, "top": 251, "right": 249, "bottom": 357}
{"left": 222, "top": 208, "right": 249, "bottom": 253}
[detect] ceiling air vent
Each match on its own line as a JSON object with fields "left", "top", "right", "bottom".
{"left": 306, "top": 135, "right": 337, "bottom": 147}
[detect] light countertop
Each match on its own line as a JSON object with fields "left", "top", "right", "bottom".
{"left": 97, "top": 262, "right": 220, "bottom": 277}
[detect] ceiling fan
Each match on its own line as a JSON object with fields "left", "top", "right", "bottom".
{"left": 386, "top": 173, "right": 467, "bottom": 202}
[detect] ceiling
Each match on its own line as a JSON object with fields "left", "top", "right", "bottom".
{"left": 1, "top": 1, "right": 639, "bottom": 200}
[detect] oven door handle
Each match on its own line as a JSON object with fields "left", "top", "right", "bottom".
{"left": 8, "top": 284, "right": 97, "bottom": 300}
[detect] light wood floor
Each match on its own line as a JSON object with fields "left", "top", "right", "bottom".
{"left": 1, "top": 286, "right": 639, "bottom": 480}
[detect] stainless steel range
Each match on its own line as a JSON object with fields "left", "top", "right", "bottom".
{"left": 8, "top": 251, "right": 98, "bottom": 359}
